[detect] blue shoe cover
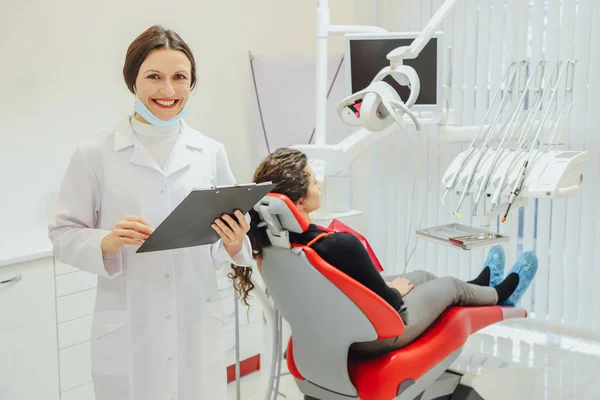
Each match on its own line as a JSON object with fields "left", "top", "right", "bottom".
{"left": 500, "top": 250, "right": 539, "bottom": 306}
{"left": 484, "top": 245, "right": 505, "bottom": 287}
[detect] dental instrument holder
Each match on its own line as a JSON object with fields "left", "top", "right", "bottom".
{"left": 451, "top": 62, "right": 523, "bottom": 219}
{"left": 486, "top": 62, "right": 547, "bottom": 215}
{"left": 500, "top": 62, "right": 574, "bottom": 222}
{"left": 437, "top": 60, "right": 587, "bottom": 246}
{"left": 472, "top": 61, "right": 537, "bottom": 216}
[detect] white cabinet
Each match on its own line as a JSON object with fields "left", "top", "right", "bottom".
{"left": 54, "top": 260, "right": 97, "bottom": 398}
{"left": 60, "top": 382, "right": 95, "bottom": 400}
{"left": 0, "top": 257, "right": 60, "bottom": 400}
{"left": 0, "top": 257, "right": 264, "bottom": 400}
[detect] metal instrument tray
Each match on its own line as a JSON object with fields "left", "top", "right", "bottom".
{"left": 416, "top": 223, "right": 509, "bottom": 250}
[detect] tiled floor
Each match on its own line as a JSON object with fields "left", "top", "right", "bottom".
{"left": 228, "top": 319, "right": 600, "bottom": 399}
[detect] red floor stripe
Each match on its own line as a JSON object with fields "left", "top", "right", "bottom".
{"left": 227, "top": 354, "right": 261, "bottom": 383}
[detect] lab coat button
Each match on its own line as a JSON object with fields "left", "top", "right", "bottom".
{"left": 160, "top": 189, "right": 165, "bottom": 194}
{"left": 166, "top": 315, "right": 171, "bottom": 320}
{"left": 168, "top": 356, "right": 173, "bottom": 361}
{"left": 165, "top": 274, "right": 170, "bottom": 279}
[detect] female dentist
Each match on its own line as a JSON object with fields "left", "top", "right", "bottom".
{"left": 48, "top": 25, "right": 251, "bottom": 400}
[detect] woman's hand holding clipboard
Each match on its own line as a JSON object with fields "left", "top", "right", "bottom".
{"left": 211, "top": 210, "right": 251, "bottom": 256}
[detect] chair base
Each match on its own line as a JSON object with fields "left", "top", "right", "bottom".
{"left": 301, "top": 377, "right": 502, "bottom": 400}
{"left": 412, "top": 371, "right": 482, "bottom": 400}
{"left": 301, "top": 381, "right": 485, "bottom": 400}
{"left": 302, "top": 382, "right": 484, "bottom": 400}
{"left": 297, "top": 349, "right": 535, "bottom": 400}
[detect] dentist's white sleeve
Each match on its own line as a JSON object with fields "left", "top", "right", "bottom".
{"left": 48, "top": 146, "right": 123, "bottom": 278}
{"left": 209, "top": 144, "right": 253, "bottom": 270}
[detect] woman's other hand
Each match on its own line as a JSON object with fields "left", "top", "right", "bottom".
{"left": 211, "top": 210, "right": 250, "bottom": 257}
{"left": 387, "top": 277, "right": 415, "bottom": 296}
{"left": 101, "top": 216, "right": 153, "bottom": 257}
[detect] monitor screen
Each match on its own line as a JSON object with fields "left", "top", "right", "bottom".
{"left": 348, "top": 37, "right": 438, "bottom": 106}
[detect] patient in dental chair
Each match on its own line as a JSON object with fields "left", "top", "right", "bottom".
{"left": 245, "top": 148, "right": 538, "bottom": 357}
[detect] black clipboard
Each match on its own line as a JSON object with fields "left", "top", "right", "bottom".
{"left": 136, "top": 182, "right": 276, "bottom": 253}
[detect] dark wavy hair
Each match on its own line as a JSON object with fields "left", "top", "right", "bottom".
{"left": 229, "top": 149, "right": 310, "bottom": 304}
{"left": 228, "top": 266, "right": 254, "bottom": 307}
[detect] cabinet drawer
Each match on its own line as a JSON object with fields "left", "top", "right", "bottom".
{"left": 61, "top": 382, "right": 94, "bottom": 400}
{"left": 56, "top": 271, "right": 97, "bottom": 297}
{"left": 224, "top": 321, "right": 263, "bottom": 366}
{"left": 58, "top": 315, "right": 93, "bottom": 349}
{"left": 0, "top": 258, "right": 60, "bottom": 400}
{"left": 59, "top": 341, "right": 92, "bottom": 392}
{"left": 224, "top": 320, "right": 261, "bottom": 349}
{"left": 54, "top": 259, "right": 79, "bottom": 276}
{"left": 56, "top": 289, "right": 96, "bottom": 323}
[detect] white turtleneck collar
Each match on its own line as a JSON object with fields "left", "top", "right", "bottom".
{"left": 129, "top": 116, "right": 182, "bottom": 170}
{"left": 130, "top": 116, "right": 181, "bottom": 137}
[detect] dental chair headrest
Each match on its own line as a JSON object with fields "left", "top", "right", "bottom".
{"left": 253, "top": 193, "right": 309, "bottom": 248}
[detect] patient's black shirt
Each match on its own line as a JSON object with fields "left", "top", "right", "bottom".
{"left": 288, "top": 224, "right": 405, "bottom": 312}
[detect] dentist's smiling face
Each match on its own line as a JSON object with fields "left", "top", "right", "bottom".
{"left": 134, "top": 48, "right": 192, "bottom": 123}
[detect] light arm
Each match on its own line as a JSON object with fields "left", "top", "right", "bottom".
{"left": 387, "top": 0, "right": 463, "bottom": 64}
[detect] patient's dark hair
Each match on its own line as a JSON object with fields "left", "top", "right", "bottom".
{"left": 249, "top": 148, "right": 311, "bottom": 260}
{"left": 229, "top": 148, "right": 310, "bottom": 306}
{"left": 228, "top": 265, "right": 254, "bottom": 307}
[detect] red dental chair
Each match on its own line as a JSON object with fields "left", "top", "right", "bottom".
{"left": 254, "top": 193, "right": 528, "bottom": 400}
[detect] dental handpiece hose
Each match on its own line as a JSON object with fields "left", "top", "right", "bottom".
{"left": 501, "top": 62, "right": 570, "bottom": 222}
{"left": 453, "top": 63, "right": 520, "bottom": 218}
{"left": 489, "top": 90, "right": 543, "bottom": 208}
{"left": 442, "top": 63, "right": 518, "bottom": 204}
{"left": 473, "top": 61, "right": 531, "bottom": 215}
{"left": 503, "top": 160, "right": 528, "bottom": 222}
{"left": 488, "top": 62, "right": 546, "bottom": 214}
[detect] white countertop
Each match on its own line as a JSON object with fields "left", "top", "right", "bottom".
{"left": 0, "top": 229, "right": 53, "bottom": 268}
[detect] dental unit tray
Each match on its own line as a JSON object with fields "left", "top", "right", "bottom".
{"left": 442, "top": 148, "right": 588, "bottom": 199}
{"left": 416, "top": 223, "right": 509, "bottom": 250}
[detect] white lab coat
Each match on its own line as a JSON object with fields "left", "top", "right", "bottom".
{"left": 48, "top": 116, "right": 252, "bottom": 400}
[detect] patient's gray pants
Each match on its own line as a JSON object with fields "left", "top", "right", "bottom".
{"left": 351, "top": 271, "right": 498, "bottom": 358}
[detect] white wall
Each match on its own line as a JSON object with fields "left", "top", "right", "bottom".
{"left": 240, "top": 0, "right": 373, "bottom": 171}
{"left": 242, "top": 0, "right": 360, "bottom": 54}
{"left": 0, "top": 0, "right": 359, "bottom": 257}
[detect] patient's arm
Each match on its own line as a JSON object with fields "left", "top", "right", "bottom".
{"left": 387, "top": 277, "right": 415, "bottom": 296}
{"left": 311, "top": 232, "right": 405, "bottom": 312}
